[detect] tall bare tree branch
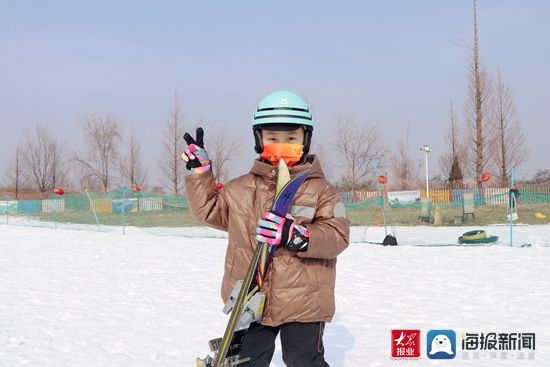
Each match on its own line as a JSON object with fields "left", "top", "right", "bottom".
{"left": 334, "top": 118, "right": 385, "bottom": 196}
{"left": 22, "top": 125, "right": 65, "bottom": 197}
{"left": 159, "top": 92, "right": 185, "bottom": 195}
{"left": 119, "top": 127, "right": 147, "bottom": 187}
{"left": 391, "top": 126, "right": 419, "bottom": 190}
{"left": 439, "top": 103, "right": 466, "bottom": 188}
{"left": 489, "top": 71, "right": 528, "bottom": 186}
{"left": 464, "top": 63, "right": 493, "bottom": 185}
{"left": 74, "top": 115, "right": 121, "bottom": 192}
{"left": 3, "top": 141, "right": 26, "bottom": 199}
{"left": 467, "top": 0, "right": 492, "bottom": 191}
{"left": 208, "top": 126, "right": 241, "bottom": 183}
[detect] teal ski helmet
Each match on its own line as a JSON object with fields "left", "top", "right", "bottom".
{"left": 252, "top": 90, "right": 314, "bottom": 155}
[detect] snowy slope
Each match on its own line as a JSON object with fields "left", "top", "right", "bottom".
{"left": 0, "top": 224, "right": 548, "bottom": 366}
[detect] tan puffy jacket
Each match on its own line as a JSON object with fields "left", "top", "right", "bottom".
{"left": 185, "top": 156, "right": 350, "bottom": 326}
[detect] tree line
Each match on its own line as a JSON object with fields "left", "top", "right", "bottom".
{"left": 320, "top": 0, "right": 532, "bottom": 194}
{"left": 0, "top": 88, "right": 542, "bottom": 199}
{"left": 1, "top": 1, "right": 541, "bottom": 198}
{"left": 340, "top": 0, "right": 531, "bottom": 193}
{"left": 1, "top": 92, "right": 241, "bottom": 198}
{"left": 439, "top": 0, "right": 528, "bottom": 190}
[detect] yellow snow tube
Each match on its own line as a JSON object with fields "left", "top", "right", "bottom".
{"left": 461, "top": 230, "right": 487, "bottom": 241}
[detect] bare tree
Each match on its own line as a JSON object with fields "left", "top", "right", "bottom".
{"left": 439, "top": 103, "right": 466, "bottom": 189}
{"left": 3, "top": 141, "right": 26, "bottom": 198}
{"left": 50, "top": 141, "right": 66, "bottom": 190}
{"left": 75, "top": 115, "right": 121, "bottom": 192}
{"left": 464, "top": 62, "right": 493, "bottom": 182}
{"left": 22, "top": 125, "right": 65, "bottom": 197}
{"left": 208, "top": 126, "right": 241, "bottom": 183}
{"left": 391, "top": 126, "right": 418, "bottom": 190}
{"left": 159, "top": 92, "right": 185, "bottom": 195}
{"left": 465, "top": 0, "right": 493, "bottom": 191}
{"left": 489, "top": 71, "right": 528, "bottom": 186}
{"left": 334, "top": 118, "right": 385, "bottom": 197}
{"left": 119, "top": 128, "right": 147, "bottom": 187}
{"left": 529, "top": 169, "right": 550, "bottom": 184}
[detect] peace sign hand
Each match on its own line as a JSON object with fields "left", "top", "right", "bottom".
{"left": 184, "top": 127, "right": 204, "bottom": 148}
{"left": 182, "top": 127, "right": 211, "bottom": 174}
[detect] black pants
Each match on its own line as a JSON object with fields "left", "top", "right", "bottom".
{"left": 238, "top": 322, "right": 329, "bottom": 367}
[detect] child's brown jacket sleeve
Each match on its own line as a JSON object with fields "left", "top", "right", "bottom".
{"left": 184, "top": 171, "right": 229, "bottom": 232}
{"left": 298, "top": 183, "right": 350, "bottom": 260}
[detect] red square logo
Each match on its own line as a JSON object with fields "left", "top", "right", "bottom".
{"left": 391, "top": 329, "right": 421, "bottom": 359}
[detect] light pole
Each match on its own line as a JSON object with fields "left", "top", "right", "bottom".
{"left": 420, "top": 145, "right": 432, "bottom": 198}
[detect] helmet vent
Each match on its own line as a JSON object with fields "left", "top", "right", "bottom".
{"left": 254, "top": 114, "right": 312, "bottom": 121}
{"left": 256, "top": 107, "right": 310, "bottom": 113}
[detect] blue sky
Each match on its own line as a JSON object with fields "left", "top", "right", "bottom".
{"left": 1, "top": 0, "right": 548, "bottom": 185}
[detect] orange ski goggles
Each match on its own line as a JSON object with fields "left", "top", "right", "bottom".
{"left": 260, "top": 143, "right": 304, "bottom": 167}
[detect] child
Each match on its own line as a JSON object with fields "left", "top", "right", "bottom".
{"left": 183, "top": 90, "right": 350, "bottom": 367}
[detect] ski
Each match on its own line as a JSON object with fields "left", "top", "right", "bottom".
{"left": 196, "top": 160, "right": 310, "bottom": 367}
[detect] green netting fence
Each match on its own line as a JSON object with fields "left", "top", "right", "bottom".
{"left": 0, "top": 188, "right": 195, "bottom": 229}
{"left": 343, "top": 187, "right": 550, "bottom": 226}
{"left": 1, "top": 186, "right": 549, "bottom": 230}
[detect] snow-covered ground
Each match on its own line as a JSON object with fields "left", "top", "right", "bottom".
{"left": 0, "top": 224, "right": 548, "bottom": 366}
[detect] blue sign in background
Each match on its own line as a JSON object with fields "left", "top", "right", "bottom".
{"left": 427, "top": 330, "right": 456, "bottom": 359}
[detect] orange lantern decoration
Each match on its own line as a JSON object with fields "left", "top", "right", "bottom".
{"left": 378, "top": 175, "right": 387, "bottom": 185}
{"left": 54, "top": 187, "right": 64, "bottom": 196}
{"left": 131, "top": 186, "right": 141, "bottom": 192}
{"left": 216, "top": 182, "right": 224, "bottom": 190}
{"left": 481, "top": 172, "right": 491, "bottom": 182}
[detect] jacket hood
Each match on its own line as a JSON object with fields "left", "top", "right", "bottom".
{"left": 249, "top": 155, "right": 325, "bottom": 179}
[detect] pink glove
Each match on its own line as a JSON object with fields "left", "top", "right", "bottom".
{"left": 255, "top": 211, "right": 310, "bottom": 251}
{"left": 182, "top": 127, "right": 211, "bottom": 174}
{"left": 181, "top": 143, "right": 211, "bottom": 174}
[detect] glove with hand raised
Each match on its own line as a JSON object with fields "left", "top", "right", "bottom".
{"left": 255, "top": 211, "right": 310, "bottom": 252}
{"left": 181, "top": 127, "right": 211, "bottom": 174}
